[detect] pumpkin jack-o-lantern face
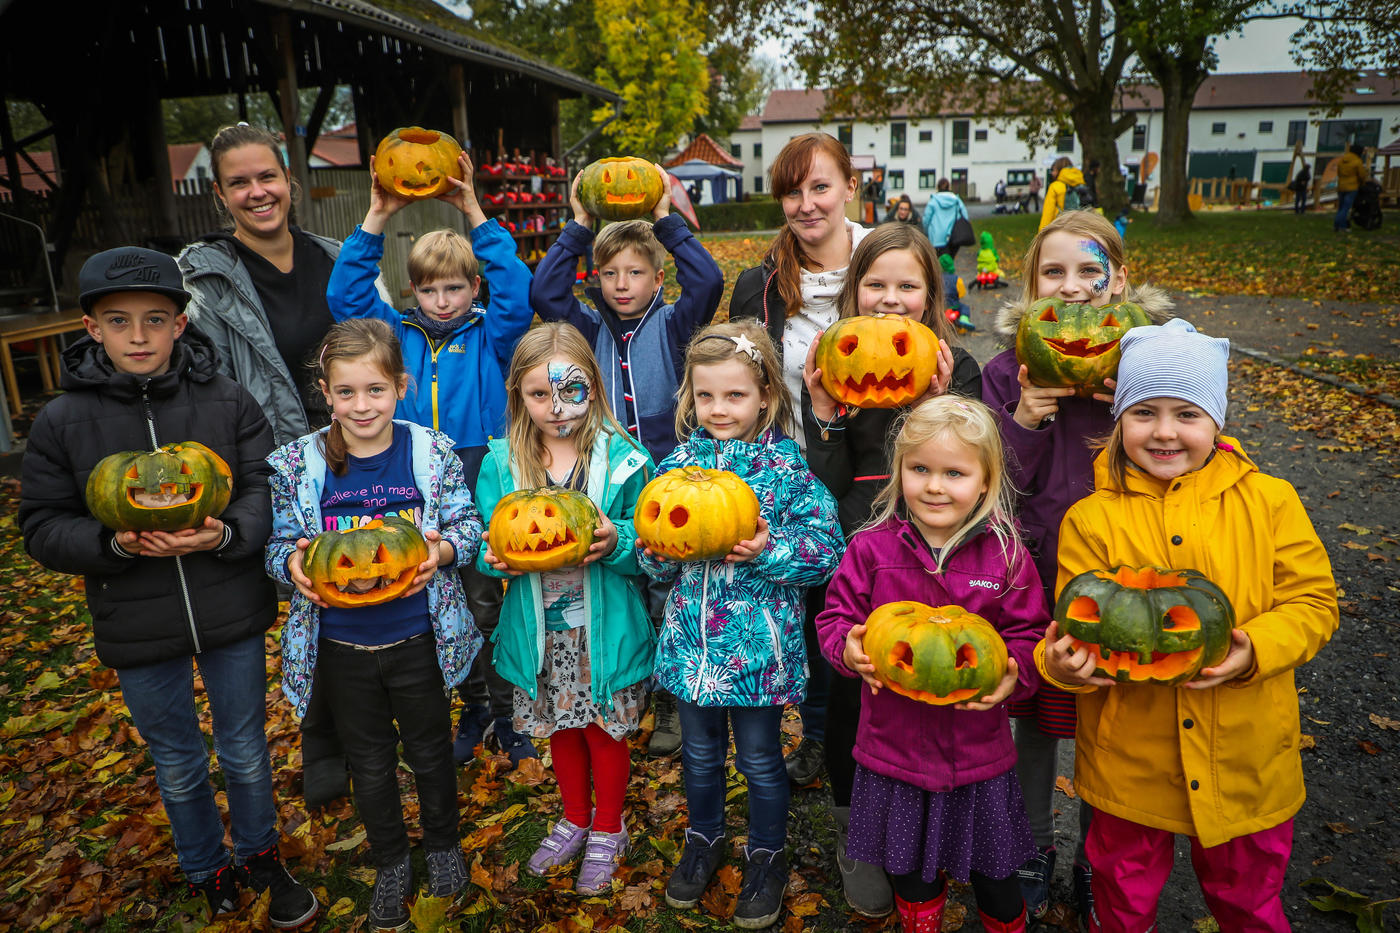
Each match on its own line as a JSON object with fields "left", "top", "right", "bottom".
{"left": 85, "top": 441, "right": 233, "bottom": 533}
{"left": 634, "top": 466, "right": 760, "bottom": 561}
{"left": 814, "top": 313, "right": 940, "bottom": 409}
{"left": 1015, "top": 296, "right": 1151, "bottom": 396}
{"left": 577, "top": 156, "right": 665, "bottom": 221}
{"left": 303, "top": 516, "right": 430, "bottom": 609}
{"left": 374, "top": 127, "right": 464, "bottom": 201}
{"left": 864, "top": 602, "right": 1008, "bottom": 705}
{"left": 488, "top": 488, "right": 598, "bottom": 572}
{"left": 1054, "top": 566, "right": 1235, "bottom": 686}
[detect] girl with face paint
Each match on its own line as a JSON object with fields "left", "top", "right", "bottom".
{"left": 475, "top": 322, "right": 656, "bottom": 898}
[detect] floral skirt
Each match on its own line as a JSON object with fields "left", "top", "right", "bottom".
{"left": 513, "top": 627, "right": 647, "bottom": 741}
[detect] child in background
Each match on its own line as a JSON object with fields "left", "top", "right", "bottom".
{"left": 816, "top": 396, "right": 1045, "bottom": 933}
{"left": 19, "top": 248, "right": 318, "bottom": 929}
{"left": 1041, "top": 319, "right": 1337, "bottom": 931}
{"left": 327, "top": 151, "right": 535, "bottom": 767}
{"left": 939, "top": 254, "right": 973, "bottom": 332}
{"left": 980, "top": 210, "right": 1171, "bottom": 921}
{"left": 640, "top": 320, "right": 842, "bottom": 930}
{"left": 975, "top": 231, "right": 1008, "bottom": 288}
{"left": 530, "top": 166, "right": 723, "bottom": 758}
{"left": 799, "top": 222, "right": 980, "bottom": 917}
{"left": 476, "top": 322, "right": 655, "bottom": 896}
{"left": 268, "top": 319, "right": 483, "bottom": 932}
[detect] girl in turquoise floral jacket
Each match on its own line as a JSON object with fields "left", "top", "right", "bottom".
{"left": 637, "top": 320, "right": 841, "bottom": 929}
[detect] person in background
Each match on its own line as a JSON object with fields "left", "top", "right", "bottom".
{"left": 1335, "top": 144, "right": 1370, "bottom": 233}
{"left": 884, "top": 194, "right": 922, "bottom": 227}
{"left": 922, "top": 178, "right": 970, "bottom": 259}
{"left": 1038, "top": 157, "right": 1085, "bottom": 230}
{"left": 1290, "top": 164, "right": 1312, "bottom": 215}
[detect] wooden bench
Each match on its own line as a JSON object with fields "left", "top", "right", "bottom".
{"left": 0, "top": 308, "right": 87, "bottom": 417}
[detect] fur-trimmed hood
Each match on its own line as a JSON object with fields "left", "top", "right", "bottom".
{"left": 992, "top": 282, "right": 1175, "bottom": 342}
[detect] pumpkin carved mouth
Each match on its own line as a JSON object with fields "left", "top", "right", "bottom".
{"left": 130, "top": 483, "right": 203, "bottom": 509}
{"left": 604, "top": 192, "right": 647, "bottom": 204}
{"left": 1041, "top": 337, "right": 1121, "bottom": 358}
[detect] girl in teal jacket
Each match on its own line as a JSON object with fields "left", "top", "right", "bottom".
{"left": 475, "top": 322, "right": 655, "bottom": 897}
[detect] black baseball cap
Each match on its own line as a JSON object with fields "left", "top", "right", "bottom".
{"left": 78, "top": 246, "right": 191, "bottom": 314}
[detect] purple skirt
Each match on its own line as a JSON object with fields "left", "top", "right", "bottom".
{"left": 846, "top": 764, "right": 1036, "bottom": 884}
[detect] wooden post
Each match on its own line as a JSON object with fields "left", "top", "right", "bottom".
{"left": 147, "top": 93, "right": 178, "bottom": 238}
{"left": 273, "top": 12, "right": 314, "bottom": 231}
{"left": 449, "top": 64, "right": 470, "bottom": 149}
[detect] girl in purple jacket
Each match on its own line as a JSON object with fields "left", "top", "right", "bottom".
{"left": 815, "top": 396, "right": 1047, "bottom": 933}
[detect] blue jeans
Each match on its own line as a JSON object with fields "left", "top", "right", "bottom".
{"left": 117, "top": 635, "right": 278, "bottom": 882}
{"left": 676, "top": 700, "right": 788, "bottom": 851}
{"left": 1334, "top": 190, "right": 1358, "bottom": 230}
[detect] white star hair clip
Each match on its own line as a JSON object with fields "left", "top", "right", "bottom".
{"left": 730, "top": 334, "right": 760, "bottom": 363}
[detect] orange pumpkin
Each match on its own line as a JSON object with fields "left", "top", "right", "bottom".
{"left": 303, "top": 516, "right": 430, "bottom": 609}
{"left": 373, "top": 127, "right": 464, "bottom": 200}
{"left": 634, "top": 466, "right": 760, "bottom": 561}
{"left": 487, "top": 487, "right": 599, "bottom": 572}
{"left": 814, "top": 314, "right": 940, "bottom": 409}
{"left": 577, "top": 156, "right": 665, "bottom": 221}
{"left": 864, "top": 602, "right": 1008, "bottom": 705}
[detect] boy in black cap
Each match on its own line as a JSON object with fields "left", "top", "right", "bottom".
{"left": 19, "top": 247, "right": 319, "bottom": 928}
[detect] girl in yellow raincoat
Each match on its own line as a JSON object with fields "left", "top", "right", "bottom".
{"left": 1037, "top": 319, "right": 1337, "bottom": 933}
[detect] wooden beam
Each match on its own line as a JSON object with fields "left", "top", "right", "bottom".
{"left": 449, "top": 64, "right": 470, "bottom": 150}
{"left": 304, "top": 84, "right": 335, "bottom": 154}
{"left": 146, "top": 93, "right": 178, "bottom": 238}
{"left": 272, "top": 12, "right": 313, "bottom": 231}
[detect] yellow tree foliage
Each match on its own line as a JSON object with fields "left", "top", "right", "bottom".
{"left": 591, "top": 0, "right": 710, "bottom": 160}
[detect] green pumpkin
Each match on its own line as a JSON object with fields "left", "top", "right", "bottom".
{"left": 85, "top": 441, "right": 233, "bottom": 533}
{"left": 864, "top": 602, "right": 1008, "bottom": 705}
{"left": 576, "top": 156, "right": 665, "bottom": 221}
{"left": 1015, "top": 297, "right": 1151, "bottom": 396}
{"left": 1054, "top": 566, "right": 1235, "bottom": 686}
{"left": 303, "top": 516, "right": 430, "bottom": 609}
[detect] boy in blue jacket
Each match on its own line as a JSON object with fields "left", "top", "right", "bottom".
{"left": 326, "top": 153, "right": 535, "bottom": 766}
{"left": 529, "top": 167, "right": 723, "bottom": 756}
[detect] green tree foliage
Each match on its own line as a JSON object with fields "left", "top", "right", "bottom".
{"left": 1285, "top": 1, "right": 1400, "bottom": 121}
{"left": 695, "top": 36, "right": 781, "bottom": 140}
{"left": 590, "top": 0, "right": 710, "bottom": 159}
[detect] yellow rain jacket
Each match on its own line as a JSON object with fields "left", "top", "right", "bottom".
{"left": 1037, "top": 438, "right": 1337, "bottom": 847}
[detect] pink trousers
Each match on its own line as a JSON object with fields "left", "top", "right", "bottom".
{"left": 1084, "top": 808, "right": 1294, "bottom": 933}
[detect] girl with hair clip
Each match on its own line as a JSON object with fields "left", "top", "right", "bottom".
{"left": 799, "top": 222, "right": 981, "bottom": 917}
{"left": 475, "top": 322, "right": 656, "bottom": 897}
{"left": 639, "top": 320, "right": 842, "bottom": 930}
{"left": 267, "top": 319, "right": 483, "bottom": 932}
{"left": 815, "top": 396, "right": 1047, "bottom": 933}
{"left": 980, "top": 209, "right": 1173, "bottom": 921}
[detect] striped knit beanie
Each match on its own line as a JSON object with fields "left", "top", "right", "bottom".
{"left": 1111, "top": 318, "right": 1230, "bottom": 428}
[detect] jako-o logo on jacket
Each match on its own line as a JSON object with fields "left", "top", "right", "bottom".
{"left": 968, "top": 579, "right": 1000, "bottom": 591}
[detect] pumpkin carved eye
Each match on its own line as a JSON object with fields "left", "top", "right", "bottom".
{"left": 603, "top": 170, "right": 613, "bottom": 183}
{"left": 667, "top": 506, "right": 689, "bottom": 528}
{"left": 891, "top": 334, "right": 909, "bottom": 355}
{"left": 1039, "top": 307, "right": 1059, "bottom": 323}
{"left": 1102, "top": 313, "right": 1120, "bottom": 327}
{"left": 838, "top": 336, "right": 859, "bottom": 356}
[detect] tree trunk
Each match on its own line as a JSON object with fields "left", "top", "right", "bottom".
{"left": 1154, "top": 70, "right": 1201, "bottom": 225}
{"left": 1072, "top": 99, "right": 1131, "bottom": 216}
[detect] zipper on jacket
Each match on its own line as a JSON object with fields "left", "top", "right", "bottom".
{"left": 762, "top": 608, "right": 785, "bottom": 681}
{"left": 142, "top": 385, "right": 202, "bottom": 654}
{"left": 619, "top": 290, "right": 664, "bottom": 451}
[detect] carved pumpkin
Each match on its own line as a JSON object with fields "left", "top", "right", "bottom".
{"left": 1054, "top": 566, "right": 1234, "bottom": 686}
{"left": 814, "top": 314, "right": 940, "bottom": 409}
{"left": 487, "top": 488, "right": 599, "bottom": 573}
{"left": 373, "top": 127, "right": 464, "bottom": 200}
{"left": 577, "top": 156, "right": 665, "bottom": 221}
{"left": 85, "top": 441, "right": 233, "bottom": 533}
{"left": 865, "top": 602, "right": 1008, "bottom": 705}
{"left": 634, "top": 466, "right": 760, "bottom": 561}
{"left": 303, "top": 516, "right": 430, "bottom": 609}
{"left": 1014, "top": 297, "right": 1151, "bottom": 396}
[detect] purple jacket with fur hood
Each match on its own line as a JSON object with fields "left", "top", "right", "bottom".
{"left": 815, "top": 516, "right": 1047, "bottom": 792}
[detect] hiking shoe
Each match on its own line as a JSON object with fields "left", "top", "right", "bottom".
{"left": 188, "top": 861, "right": 242, "bottom": 918}
{"left": 575, "top": 826, "right": 628, "bottom": 895}
{"left": 303, "top": 754, "right": 349, "bottom": 809}
{"left": 647, "top": 690, "right": 682, "bottom": 758}
{"left": 664, "top": 829, "right": 726, "bottom": 908}
{"left": 485, "top": 717, "right": 540, "bottom": 769}
{"left": 734, "top": 846, "right": 788, "bottom": 929}
{"left": 784, "top": 737, "right": 825, "bottom": 786}
{"left": 452, "top": 704, "right": 492, "bottom": 764}
{"left": 244, "top": 844, "right": 319, "bottom": 929}
{"left": 1016, "top": 844, "right": 1057, "bottom": 919}
{"left": 833, "top": 806, "right": 892, "bottom": 917}
{"left": 367, "top": 853, "right": 412, "bottom": 932}
{"left": 425, "top": 846, "right": 468, "bottom": 900}
{"left": 527, "top": 817, "right": 591, "bottom": 876}
{"left": 1075, "top": 863, "right": 1098, "bottom": 933}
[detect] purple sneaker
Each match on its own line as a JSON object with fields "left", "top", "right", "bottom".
{"left": 575, "top": 827, "right": 628, "bottom": 895}
{"left": 527, "top": 818, "right": 591, "bottom": 876}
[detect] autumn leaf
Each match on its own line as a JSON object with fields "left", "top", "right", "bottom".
{"left": 1055, "top": 775, "right": 1077, "bottom": 799}
{"left": 1369, "top": 714, "right": 1400, "bottom": 731}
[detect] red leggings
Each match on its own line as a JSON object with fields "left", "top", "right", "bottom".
{"left": 549, "top": 724, "right": 631, "bottom": 833}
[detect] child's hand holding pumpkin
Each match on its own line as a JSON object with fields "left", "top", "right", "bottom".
{"left": 955, "top": 657, "right": 1020, "bottom": 710}
{"left": 1184, "top": 629, "right": 1256, "bottom": 689}
{"left": 651, "top": 163, "right": 671, "bottom": 221}
{"left": 726, "top": 517, "right": 770, "bottom": 563}
{"left": 569, "top": 173, "right": 592, "bottom": 228}
{"left": 482, "top": 542, "right": 525, "bottom": 576}
{"left": 441, "top": 152, "right": 486, "bottom": 228}
{"left": 580, "top": 514, "right": 618, "bottom": 565}
{"left": 362, "top": 157, "right": 412, "bottom": 235}
{"left": 843, "top": 623, "right": 882, "bottom": 693}
{"left": 1013, "top": 364, "right": 1076, "bottom": 429}
{"left": 802, "top": 335, "right": 840, "bottom": 422}
{"left": 403, "top": 529, "right": 454, "bottom": 597}
{"left": 1042, "top": 620, "right": 1117, "bottom": 687}
{"left": 127, "top": 517, "right": 227, "bottom": 557}
{"left": 914, "top": 341, "right": 956, "bottom": 405}
{"left": 287, "top": 538, "right": 331, "bottom": 608}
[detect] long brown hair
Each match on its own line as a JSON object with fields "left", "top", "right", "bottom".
{"left": 674, "top": 320, "right": 793, "bottom": 442}
{"left": 504, "top": 322, "right": 636, "bottom": 490}
{"left": 313, "top": 319, "right": 407, "bottom": 476}
{"left": 765, "top": 132, "right": 856, "bottom": 319}
{"left": 834, "top": 222, "right": 952, "bottom": 342}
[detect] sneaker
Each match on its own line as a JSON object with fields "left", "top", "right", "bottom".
{"left": 425, "top": 846, "right": 468, "bottom": 900}
{"left": 784, "top": 737, "right": 825, "bottom": 786}
{"left": 647, "top": 691, "right": 682, "bottom": 758}
{"left": 526, "top": 817, "right": 591, "bottom": 876}
{"left": 485, "top": 717, "right": 540, "bottom": 769}
{"left": 733, "top": 846, "right": 788, "bottom": 929}
{"left": 1075, "top": 862, "right": 1097, "bottom": 933}
{"left": 243, "top": 844, "right": 319, "bottom": 929}
{"left": 832, "top": 806, "right": 892, "bottom": 917}
{"left": 367, "top": 853, "right": 412, "bottom": 933}
{"left": 1016, "top": 844, "right": 1056, "bottom": 919}
{"left": 452, "top": 704, "right": 492, "bottom": 764}
{"left": 188, "top": 862, "right": 242, "bottom": 918}
{"left": 575, "top": 826, "right": 628, "bottom": 895}
{"left": 664, "top": 829, "right": 726, "bottom": 908}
